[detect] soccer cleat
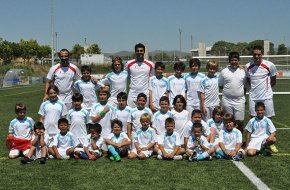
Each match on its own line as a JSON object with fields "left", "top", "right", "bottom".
{"left": 260, "top": 148, "right": 272, "bottom": 156}
{"left": 173, "top": 155, "right": 183, "bottom": 160}
{"left": 39, "top": 157, "right": 46, "bottom": 164}
{"left": 206, "top": 156, "right": 213, "bottom": 161}
{"left": 269, "top": 145, "right": 278, "bottom": 153}
{"left": 63, "top": 155, "right": 70, "bottom": 160}
{"left": 232, "top": 155, "right": 240, "bottom": 161}
{"left": 115, "top": 155, "right": 121, "bottom": 162}
{"left": 188, "top": 156, "right": 193, "bottom": 162}
{"left": 157, "top": 155, "right": 163, "bottom": 160}
{"left": 21, "top": 157, "right": 32, "bottom": 164}
{"left": 109, "top": 156, "right": 115, "bottom": 161}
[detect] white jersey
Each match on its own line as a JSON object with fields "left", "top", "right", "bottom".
{"left": 245, "top": 116, "right": 276, "bottom": 138}
{"left": 52, "top": 132, "right": 75, "bottom": 149}
{"left": 38, "top": 100, "right": 67, "bottom": 135}
{"left": 74, "top": 79, "right": 104, "bottom": 111}
{"left": 185, "top": 72, "right": 205, "bottom": 108}
{"left": 100, "top": 71, "right": 128, "bottom": 104}
{"left": 219, "top": 66, "right": 246, "bottom": 104}
{"left": 187, "top": 135, "right": 210, "bottom": 150}
{"left": 112, "top": 106, "right": 132, "bottom": 134}
{"left": 87, "top": 134, "right": 104, "bottom": 152}
{"left": 128, "top": 107, "right": 153, "bottom": 132}
{"left": 89, "top": 103, "right": 115, "bottom": 138}
{"left": 159, "top": 132, "right": 181, "bottom": 150}
{"left": 245, "top": 59, "right": 277, "bottom": 100}
{"left": 207, "top": 118, "right": 224, "bottom": 139}
{"left": 168, "top": 75, "right": 186, "bottom": 106}
{"left": 32, "top": 133, "right": 50, "bottom": 159}
{"left": 149, "top": 76, "right": 169, "bottom": 109}
{"left": 134, "top": 127, "right": 157, "bottom": 148}
{"left": 9, "top": 117, "right": 34, "bottom": 140}
{"left": 219, "top": 128, "right": 242, "bottom": 151}
{"left": 184, "top": 120, "right": 210, "bottom": 138}
{"left": 152, "top": 111, "right": 172, "bottom": 135}
{"left": 47, "top": 63, "right": 81, "bottom": 103}
{"left": 125, "top": 59, "right": 154, "bottom": 97}
{"left": 67, "top": 108, "right": 89, "bottom": 146}
{"left": 199, "top": 75, "right": 220, "bottom": 107}
{"left": 171, "top": 109, "right": 189, "bottom": 136}
{"left": 106, "top": 132, "right": 131, "bottom": 143}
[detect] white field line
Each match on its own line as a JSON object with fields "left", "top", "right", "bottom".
{"left": 273, "top": 120, "right": 290, "bottom": 128}
{"left": 276, "top": 128, "right": 290, "bottom": 130}
{"left": 232, "top": 161, "right": 270, "bottom": 190}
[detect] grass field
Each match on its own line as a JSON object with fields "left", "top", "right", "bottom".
{"left": 0, "top": 80, "right": 290, "bottom": 190}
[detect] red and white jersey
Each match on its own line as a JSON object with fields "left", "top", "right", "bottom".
{"left": 125, "top": 59, "right": 154, "bottom": 97}
{"left": 245, "top": 60, "right": 277, "bottom": 100}
{"left": 47, "top": 63, "right": 81, "bottom": 103}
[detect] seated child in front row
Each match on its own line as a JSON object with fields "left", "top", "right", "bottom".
{"left": 186, "top": 123, "right": 215, "bottom": 161}
{"left": 128, "top": 113, "right": 157, "bottom": 160}
{"left": 216, "top": 113, "right": 245, "bottom": 161}
{"left": 7, "top": 103, "right": 34, "bottom": 159}
{"left": 245, "top": 102, "right": 277, "bottom": 156}
{"left": 105, "top": 119, "right": 131, "bottom": 162}
{"left": 85, "top": 123, "right": 104, "bottom": 160}
{"left": 157, "top": 117, "right": 184, "bottom": 160}
{"left": 51, "top": 118, "right": 75, "bottom": 160}
{"left": 21, "top": 122, "right": 49, "bottom": 164}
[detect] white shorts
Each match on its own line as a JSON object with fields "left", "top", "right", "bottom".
{"left": 34, "top": 146, "right": 48, "bottom": 159}
{"left": 131, "top": 148, "right": 153, "bottom": 158}
{"left": 9, "top": 149, "right": 30, "bottom": 157}
{"left": 247, "top": 134, "right": 268, "bottom": 151}
{"left": 58, "top": 147, "right": 72, "bottom": 157}
{"left": 222, "top": 97, "right": 245, "bottom": 121}
{"left": 249, "top": 99, "right": 275, "bottom": 117}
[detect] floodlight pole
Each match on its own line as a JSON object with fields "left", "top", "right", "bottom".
{"left": 51, "top": 0, "right": 55, "bottom": 66}
{"left": 179, "top": 28, "right": 182, "bottom": 60}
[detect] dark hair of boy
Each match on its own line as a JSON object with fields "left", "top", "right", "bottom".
{"left": 137, "top": 93, "right": 147, "bottom": 100}
{"left": 72, "top": 93, "right": 83, "bottom": 102}
{"left": 34, "top": 121, "right": 45, "bottom": 132}
{"left": 155, "top": 62, "right": 165, "bottom": 70}
{"left": 81, "top": 65, "right": 92, "bottom": 73}
{"left": 15, "top": 103, "right": 26, "bottom": 113}
{"left": 252, "top": 45, "right": 264, "bottom": 54}
{"left": 192, "top": 122, "right": 203, "bottom": 131}
{"left": 173, "top": 95, "right": 187, "bottom": 109}
{"left": 47, "top": 84, "right": 59, "bottom": 95}
{"left": 117, "top": 92, "right": 128, "bottom": 100}
{"left": 189, "top": 58, "right": 201, "bottom": 68}
{"left": 191, "top": 109, "right": 202, "bottom": 118}
{"left": 111, "top": 119, "right": 123, "bottom": 129}
{"left": 174, "top": 62, "right": 185, "bottom": 71}
{"left": 90, "top": 123, "right": 102, "bottom": 134}
{"left": 165, "top": 117, "right": 175, "bottom": 125}
{"left": 58, "top": 118, "right": 69, "bottom": 125}
{"left": 228, "top": 52, "right": 240, "bottom": 62}
{"left": 255, "top": 101, "right": 266, "bottom": 110}
{"left": 159, "top": 96, "right": 170, "bottom": 104}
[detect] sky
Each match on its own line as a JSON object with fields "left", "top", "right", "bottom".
{"left": 1, "top": 0, "right": 290, "bottom": 53}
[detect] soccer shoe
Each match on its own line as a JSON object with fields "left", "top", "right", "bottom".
{"left": 21, "top": 157, "right": 32, "bottom": 164}
{"left": 206, "top": 156, "right": 213, "bottom": 161}
{"left": 62, "top": 155, "right": 70, "bottom": 160}
{"left": 157, "top": 155, "right": 163, "bottom": 160}
{"left": 232, "top": 155, "right": 240, "bottom": 161}
{"left": 109, "top": 156, "right": 115, "bottom": 161}
{"left": 173, "top": 155, "right": 183, "bottom": 160}
{"left": 115, "top": 155, "right": 121, "bottom": 162}
{"left": 188, "top": 156, "right": 193, "bottom": 162}
{"left": 260, "top": 148, "right": 272, "bottom": 156}
{"left": 39, "top": 157, "right": 46, "bottom": 164}
{"left": 269, "top": 145, "right": 278, "bottom": 153}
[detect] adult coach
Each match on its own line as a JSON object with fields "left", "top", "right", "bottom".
{"left": 125, "top": 43, "right": 154, "bottom": 108}
{"left": 219, "top": 52, "right": 246, "bottom": 131}
{"left": 245, "top": 45, "right": 277, "bottom": 118}
{"left": 43, "top": 49, "right": 81, "bottom": 110}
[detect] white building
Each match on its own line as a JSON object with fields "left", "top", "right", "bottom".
{"left": 80, "top": 54, "right": 111, "bottom": 65}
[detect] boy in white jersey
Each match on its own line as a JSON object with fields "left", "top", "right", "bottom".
{"left": 185, "top": 58, "right": 205, "bottom": 117}
{"left": 168, "top": 62, "right": 186, "bottom": 108}
{"left": 187, "top": 123, "right": 214, "bottom": 161}
{"left": 207, "top": 106, "right": 224, "bottom": 146}
{"left": 74, "top": 65, "right": 104, "bottom": 113}
{"left": 219, "top": 52, "right": 246, "bottom": 131}
{"left": 128, "top": 113, "right": 157, "bottom": 159}
{"left": 127, "top": 93, "right": 153, "bottom": 140}
{"left": 39, "top": 85, "right": 67, "bottom": 150}
{"left": 199, "top": 60, "right": 220, "bottom": 121}
{"left": 245, "top": 102, "right": 277, "bottom": 156}
{"left": 157, "top": 118, "right": 183, "bottom": 160}
{"left": 112, "top": 92, "right": 131, "bottom": 134}
{"left": 100, "top": 57, "right": 128, "bottom": 107}
{"left": 21, "top": 122, "right": 48, "bottom": 164}
{"left": 105, "top": 119, "right": 131, "bottom": 162}
{"left": 52, "top": 118, "right": 75, "bottom": 160}
{"left": 85, "top": 123, "right": 104, "bottom": 160}
{"left": 216, "top": 113, "right": 244, "bottom": 161}
{"left": 90, "top": 89, "right": 115, "bottom": 138}
{"left": 149, "top": 61, "right": 169, "bottom": 113}
{"left": 7, "top": 103, "right": 34, "bottom": 159}
{"left": 125, "top": 43, "right": 154, "bottom": 108}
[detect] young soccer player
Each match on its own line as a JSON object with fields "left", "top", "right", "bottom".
{"left": 90, "top": 89, "right": 115, "bottom": 138}
{"left": 207, "top": 106, "right": 225, "bottom": 145}
{"left": 74, "top": 65, "right": 104, "bottom": 112}
{"left": 216, "top": 113, "right": 245, "bottom": 161}
{"left": 51, "top": 118, "right": 75, "bottom": 160}
{"left": 199, "top": 60, "right": 220, "bottom": 121}
{"left": 184, "top": 110, "right": 211, "bottom": 152}
{"left": 100, "top": 57, "right": 129, "bottom": 107}
{"left": 127, "top": 93, "right": 153, "bottom": 140}
{"left": 7, "top": 103, "right": 34, "bottom": 159}
{"left": 38, "top": 85, "right": 67, "bottom": 148}
{"left": 149, "top": 61, "right": 169, "bottom": 113}
{"left": 185, "top": 58, "right": 205, "bottom": 117}
{"left": 20, "top": 122, "right": 49, "bottom": 164}
{"left": 157, "top": 117, "right": 184, "bottom": 160}
{"left": 245, "top": 102, "right": 277, "bottom": 156}
{"left": 187, "top": 123, "right": 214, "bottom": 161}
{"left": 105, "top": 119, "right": 131, "bottom": 161}
{"left": 86, "top": 123, "right": 104, "bottom": 160}
{"left": 112, "top": 92, "right": 132, "bottom": 134}
{"left": 128, "top": 113, "right": 157, "bottom": 160}
{"left": 168, "top": 62, "right": 186, "bottom": 108}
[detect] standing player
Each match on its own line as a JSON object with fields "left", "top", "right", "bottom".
{"left": 125, "top": 43, "right": 154, "bottom": 108}
{"left": 43, "top": 49, "right": 81, "bottom": 110}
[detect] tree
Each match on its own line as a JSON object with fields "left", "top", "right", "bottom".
{"left": 86, "top": 43, "right": 101, "bottom": 54}
{"left": 277, "top": 44, "right": 288, "bottom": 55}
{"left": 71, "top": 44, "right": 85, "bottom": 63}
{"left": 0, "top": 40, "right": 13, "bottom": 64}
{"left": 37, "top": 45, "right": 51, "bottom": 59}
{"left": 247, "top": 40, "right": 275, "bottom": 55}
{"left": 211, "top": 41, "right": 237, "bottom": 56}
{"left": 19, "top": 39, "right": 39, "bottom": 64}
{"left": 153, "top": 52, "right": 171, "bottom": 61}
